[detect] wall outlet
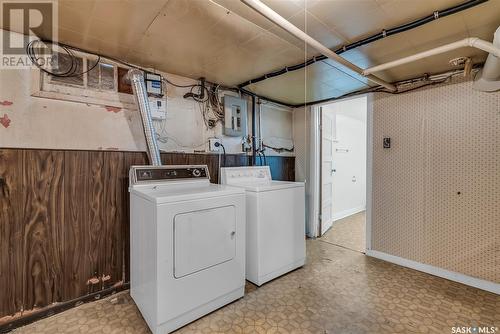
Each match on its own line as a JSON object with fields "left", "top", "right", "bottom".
{"left": 209, "top": 138, "right": 222, "bottom": 152}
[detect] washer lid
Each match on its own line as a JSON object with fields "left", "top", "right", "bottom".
{"left": 131, "top": 183, "right": 245, "bottom": 204}
{"left": 220, "top": 166, "right": 303, "bottom": 192}
{"left": 236, "top": 180, "right": 304, "bottom": 192}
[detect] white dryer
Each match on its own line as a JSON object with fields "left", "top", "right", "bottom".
{"left": 221, "top": 166, "right": 306, "bottom": 286}
{"left": 129, "top": 165, "right": 246, "bottom": 334}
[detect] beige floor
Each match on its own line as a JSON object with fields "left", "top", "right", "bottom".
{"left": 14, "top": 238, "right": 499, "bottom": 334}
{"left": 320, "top": 211, "right": 366, "bottom": 253}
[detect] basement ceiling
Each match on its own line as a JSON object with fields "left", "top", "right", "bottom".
{"left": 3, "top": 0, "right": 500, "bottom": 105}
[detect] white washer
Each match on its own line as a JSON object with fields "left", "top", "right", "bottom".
{"left": 129, "top": 165, "right": 246, "bottom": 334}
{"left": 221, "top": 166, "right": 306, "bottom": 286}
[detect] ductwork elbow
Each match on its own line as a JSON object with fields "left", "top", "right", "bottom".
{"left": 473, "top": 26, "right": 500, "bottom": 92}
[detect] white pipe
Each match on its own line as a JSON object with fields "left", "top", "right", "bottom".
{"left": 473, "top": 27, "right": 500, "bottom": 92}
{"left": 363, "top": 37, "right": 500, "bottom": 75}
{"left": 240, "top": 0, "right": 397, "bottom": 92}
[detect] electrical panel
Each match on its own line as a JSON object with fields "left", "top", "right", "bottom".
{"left": 223, "top": 95, "right": 247, "bottom": 137}
{"left": 145, "top": 72, "right": 163, "bottom": 96}
{"left": 149, "top": 97, "right": 167, "bottom": 120}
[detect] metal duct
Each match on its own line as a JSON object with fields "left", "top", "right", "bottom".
{"left": 127, "top": 69, "right": 162, "bottom": 166}
{"left": 473, "top": 26, "right": 500, "bottom": 92}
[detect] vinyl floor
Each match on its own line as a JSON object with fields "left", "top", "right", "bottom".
{"left": 320, "top": 211, "right": 366, "bottom": 253}
{"left": 13, "top": 239, "right": 499, "bottom": 334}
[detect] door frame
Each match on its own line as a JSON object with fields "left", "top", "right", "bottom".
{"left": 315, "top": 94, "right": 373, "bottom": 252}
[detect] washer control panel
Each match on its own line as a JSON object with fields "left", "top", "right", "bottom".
{"left": 130, "top": 165, "right": 210, "bottom": 185}
{"left": 220, "top": 166, "right": 272, "bottom": 185}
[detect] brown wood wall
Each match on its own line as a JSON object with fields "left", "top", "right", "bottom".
{"left": 0, "top": 148, "right": 295, "bottom": 322}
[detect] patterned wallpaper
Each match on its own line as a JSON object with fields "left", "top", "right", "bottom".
{"left": 371, "top": 76, "right": 500, "bottom": 283}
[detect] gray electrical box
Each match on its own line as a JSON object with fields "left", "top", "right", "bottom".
{"left": 223, "top": 95, "right": 247, "bottom": 137}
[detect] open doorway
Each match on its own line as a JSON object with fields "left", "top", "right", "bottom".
{"left": 319, "top": 96, "right": 367, "bottom": 253}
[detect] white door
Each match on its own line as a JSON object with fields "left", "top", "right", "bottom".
{"left": 320, "top": 108, "right": 336, "bottom": 235}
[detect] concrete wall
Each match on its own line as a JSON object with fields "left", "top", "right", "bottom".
{"left": 0, "top": 30, "right": 293, "bottom": 155}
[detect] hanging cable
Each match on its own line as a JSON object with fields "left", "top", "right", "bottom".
{"left": 214, "top": 142, "right": 226, "bottom": 167}
{"left": 262, "top": 143, "right": 294, "bottom": 153}
{"left": 26, "top": 39, "right": 100, "bottom": 77}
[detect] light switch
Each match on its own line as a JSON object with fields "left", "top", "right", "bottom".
{"left": 383, "top": 137, "right": 391, "bottom": 148}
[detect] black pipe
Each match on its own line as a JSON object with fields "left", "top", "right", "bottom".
{"left": 251, "top": 95, "right": 257, "bottom": 166}
{"left": 239, "top": 87, "right": 296, "bottom": 108}
{"left": 237, "top": 0, "right": 488, "bottom": 88}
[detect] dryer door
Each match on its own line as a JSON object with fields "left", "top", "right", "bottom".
{"left": 174, "top": 205, "right": 236, "bottom": 278}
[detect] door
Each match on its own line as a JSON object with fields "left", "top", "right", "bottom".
{"left": 174, "top": 205, "right": 236, "bottom": 278}
{"left": 320, "top": 108, "right": 336, "bottom": 235}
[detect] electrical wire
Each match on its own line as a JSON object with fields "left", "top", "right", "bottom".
{"left": 214, "top": 142, "right": 226, "bottom": 167}
{"left": 262, "top": 143, "right": 294, "bottom": 153}
{"left": 154, "top": 120, "right": 208, "bottom": 149}
{"left": 163, "top": 77, "right": 226, "bottom": 129}
{"left": 162, "top": 77, "right": 198, "bottom": 88}
{"left": 374, "top": 71, "right": 463, "bottom": 95}
{"left": 300, "top": 66, "right": 481, "bottom": 107}
{"left": 215, "top": 142, "right": 226, "bottom": 184}
{"left": 218, "top": 148, "right": 222, "bottom": 184}
{"left": 237, "top": 0, "right": 488, "bottom": 88}
{"left": 26, "top": 39, "right": 100, "bottom": 77}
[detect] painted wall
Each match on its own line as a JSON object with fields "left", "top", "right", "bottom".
{"left": 261, "top": 103, "right": 294, "bottom": 152}
{"left": 0, "top": 30, "right": 294, "bottom": 156}
{"left": 322, "top": 97, "right": 367, "bottom": 220}
{"left": 370, "top": 77, "right": 500, "bottom": 284}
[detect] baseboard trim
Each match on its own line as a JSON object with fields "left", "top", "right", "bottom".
{"left": 0, "top": 283, "right": 130, "bottom": 333}
{"left": 366, "top": 250, "right": 500, "bottom": 295}
{"left": 333, "top": 206, "right": 365, "bottom": 222}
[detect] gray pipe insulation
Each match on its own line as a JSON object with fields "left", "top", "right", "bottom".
{"left": 473, "top": 26, "right": 500, "bottom": 92}
{"left": 127, "top": 69, "right": 162, "bottom": 166}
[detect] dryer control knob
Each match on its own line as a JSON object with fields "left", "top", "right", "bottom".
{"left": 192, "top": 169, "right": 201, "bottom": 177}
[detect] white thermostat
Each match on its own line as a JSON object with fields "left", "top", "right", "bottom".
{"left": 149, "top": 98, "right": 167, "bottom": 120}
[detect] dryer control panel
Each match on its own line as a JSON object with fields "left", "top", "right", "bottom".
{"left": 130, "top": 165, "right": 210, "bottom": 185}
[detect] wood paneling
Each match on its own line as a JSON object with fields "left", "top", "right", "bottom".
{"left": 88, "top": 152, "right": 106, "bottom": 293}
{"left": 0, "top": 148, "right": 295, "bottom": 324}
{"left": 102, "top": 152, "right": 124, "bottom": 289}
{"left": 63, "top": 151, "right": 90, "bottom": 300}
{"left": 122, "top": 152, "right": 147, "bottom": 282}
{"left": 0, "top": 150, "right": 23, "bottom": 317}
{"left": 22, "top": 150, "right": 65, "bottom": 310}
